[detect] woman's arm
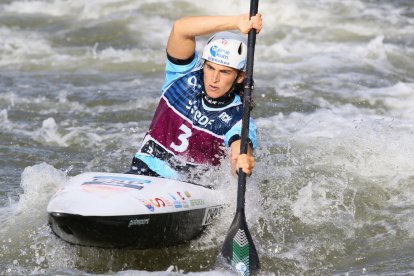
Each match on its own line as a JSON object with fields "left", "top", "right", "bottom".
{"left": 166, "top": 14, "right": 262, "bottom": 60}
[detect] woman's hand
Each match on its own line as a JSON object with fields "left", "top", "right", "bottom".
{"left": 230, "top": 140, "right": 255, "bottom": 176}
{"left": 233, "top": 153, "right": 255, "bottom": 176}
{"left": 237, "top": 13, "right": 263, "bottom": 34}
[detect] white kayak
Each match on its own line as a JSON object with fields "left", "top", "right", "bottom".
{"left": 47, "top": 172, "right": 225, "bottom": 248}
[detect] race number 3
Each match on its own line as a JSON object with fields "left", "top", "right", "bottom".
{"left": 170, "top": 124, "right": 191, "bottom": 152}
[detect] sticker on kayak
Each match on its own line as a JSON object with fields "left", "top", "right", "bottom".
{"left": 150, "top": 197, "right": 173, "bottom": 208}
{"left": 141, "top": 200, "right": 155, "bottom": 212}
{"left": 82, "top": 175, "right": 152, "bottom": 190}
{"left": 128, "top": 218, "right": 150, "bottom": 228}
{"left": 202, "top": 205, "right": 224, "bottom": 226}
{"left": 168, "top": 193, "right": 183, "bottom": 208}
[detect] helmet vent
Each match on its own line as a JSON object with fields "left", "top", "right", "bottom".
{"left": 238, "top": 43, "right": 243, "bottom": 55}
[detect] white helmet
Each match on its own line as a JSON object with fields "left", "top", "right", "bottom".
{"left": 201, "top": 31, "right": 247, "bottom": 71}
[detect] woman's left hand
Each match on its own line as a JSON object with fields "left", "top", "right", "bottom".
{"left": 230, "top": 139, "right": 255, "bottom": 176}
{"left": 235, "top": 153, "right": 255, "bottom": 176}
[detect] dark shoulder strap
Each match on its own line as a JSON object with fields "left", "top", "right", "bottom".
{"left": 166, "top": 51, "right": 196, "bottom": 65}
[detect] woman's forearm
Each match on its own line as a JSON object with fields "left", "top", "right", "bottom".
{"left": 174, "top": 16, "right": 240, "bottom": 38}
{"left": 166, "top": 15, "right": 241, "bottom": 60}
{"left": 166, "top": 13, "right": 265, "bottom": 61}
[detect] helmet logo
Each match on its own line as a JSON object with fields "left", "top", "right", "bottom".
{"left": 210, "top": 45, "right": 230, "bottom": 63}
{"left": 210, "top": 45, "right": 219, "bottom": 57}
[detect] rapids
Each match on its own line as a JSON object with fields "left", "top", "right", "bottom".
{"left": 1, "top": 0, "right": 413, "bottom": 275}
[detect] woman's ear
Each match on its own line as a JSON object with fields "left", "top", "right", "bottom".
{"left": 237, "top": 71, "right": 246, "bottom": 84}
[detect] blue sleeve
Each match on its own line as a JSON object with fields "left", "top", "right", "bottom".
{"left": 162, "top": 52, "right": 201, "bottom": 92}
{"left": 224, "top": 118, "right": 258, "bottom": 150}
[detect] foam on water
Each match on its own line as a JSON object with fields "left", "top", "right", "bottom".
{"left": 0, "top": 27, "right": 53, "bottom": 67}
{"left": 4, "top": 0, "right": 145, "bottom": 19}
{"left": 249, "top": 96, "right": 414, "bottom": 271}
{"left": 258, "top": 104, "right": 414, "bottom": 179}
{"left": 0, "top": 0, "right": 170, "bottom": 73}
{"left": 361, "top": 82, "right": 414, "bottom": 119}
{"left": 0, "top": 161, "right": 252, "bottom": 275}
{"left": 0, "top": 163, "right": 74, "bottom": 274}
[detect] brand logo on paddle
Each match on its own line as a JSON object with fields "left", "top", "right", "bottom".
{"left": 235, "top": 262, "right": 247, "bottom": 274}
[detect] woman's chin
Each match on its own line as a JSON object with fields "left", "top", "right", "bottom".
{"left": 205, "top": 91, "right": 225, "bottom": 99}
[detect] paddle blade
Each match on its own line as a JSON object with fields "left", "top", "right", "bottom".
{"left": 221, "top": 211, "right": 260, "bottom": 275}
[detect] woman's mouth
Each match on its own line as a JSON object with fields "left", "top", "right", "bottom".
{"left": 208, "top": 85, "right": 219, "bottom": 91}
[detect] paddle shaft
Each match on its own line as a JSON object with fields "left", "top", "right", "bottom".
{"left": 220, "top": 2, "right": 260, "bottom": 274}
{"left": 237, "top": 0, "right": 259, "bottom": 212}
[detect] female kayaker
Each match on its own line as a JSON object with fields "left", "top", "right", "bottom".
{"left": 129, "top": 13, "right": 263, "bottom": 180}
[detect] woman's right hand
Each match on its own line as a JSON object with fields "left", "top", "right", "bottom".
{"left": 237, "top": 13, "right": 263, "bottom": 34}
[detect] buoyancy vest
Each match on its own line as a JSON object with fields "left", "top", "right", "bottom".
{"left": 134, "top": 54, "right": 257, "bottom": 179}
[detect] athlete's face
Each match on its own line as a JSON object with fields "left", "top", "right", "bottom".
{"left": 203, "top": 61, "right": 245, "bottom": 98}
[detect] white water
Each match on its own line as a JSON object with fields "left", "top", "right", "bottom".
{"left": 1, "top": 0, "right": 414, "bottom": 275}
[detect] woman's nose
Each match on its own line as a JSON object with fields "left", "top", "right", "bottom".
{"left": 211, "top": 71, "right": 220, "bottom": 83}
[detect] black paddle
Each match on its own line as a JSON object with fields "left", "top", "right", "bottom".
{"left": 220, "top": 0, "right": 260, "bottom": 275}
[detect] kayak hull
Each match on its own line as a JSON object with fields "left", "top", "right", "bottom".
{"left": 47, "top": 172, "right": 225, "bottom": 248}
{"left": 49, "top": 209, "right": 209, "bottom": 248}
